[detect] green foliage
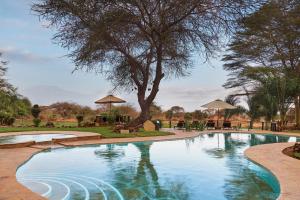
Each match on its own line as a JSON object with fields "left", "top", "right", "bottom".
{"left": 33, "top": 118, "right": 41, "bottom": 127}
{"left": 45, "top": 121, "right": 55, "bottom": 128}
{"left": 0, "top": 54, "right": 32, "bottom": 122}
{"left": 31, "top": 104, "right": 41, "bottom": 119}
{"left": 0, "top": 112, "right": 15, "bottom": 126}
{"left": 224, "top": 95, "right": 246, "bottom": 120}
{"left": 294, "top": 152, "right": 300, "bottom": 159}
{"left": 76, "top": 114, "right": 84, "bottom": 127}
{"left": 223, "top": 1, "right": 300, "bottom": 125}
{"left": 165, "top": 110, "right": 173, "bottom": 120}
{"left": 192, "top": 110, "right": 207, "bottom": 121}
{"left": 197, "top": 122, "right": 205, "bottom": 131}
{"left": 170, "top": 106, "right": 185, "bottom": 118}
{"left": 184, "top": 112, "right": 193, "bottom": 121}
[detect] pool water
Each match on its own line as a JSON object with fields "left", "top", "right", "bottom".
{"left": 17, "top": 133, "right": 298, "bottom": 200}
{"left": 0, "top": 134, "right": 75, "bottom": 144}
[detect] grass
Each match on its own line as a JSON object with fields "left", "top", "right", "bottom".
{"left": 14, "top": 119, "right": 78, "bottom": 127}
{"left": 287, "top": 130, "right": 300, "bottom": 134}
{"left": 0, "top": 126, "right": 172, "bottom": 138}
{"left": 294, "top": 152, "right": 300, "bottom": 159}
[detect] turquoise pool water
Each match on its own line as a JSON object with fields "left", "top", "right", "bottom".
{"left": 17, "top": 133, "right": 298, "bottom": 200}
{"left": 0, "top": 134, "right": 75, "bottom": 144}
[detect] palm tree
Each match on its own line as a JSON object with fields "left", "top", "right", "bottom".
{"left": 224, "top": 95, "right": 246, "bottom": 120}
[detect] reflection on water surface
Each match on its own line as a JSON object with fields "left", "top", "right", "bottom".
{"left": 17, "top": 133, "right": 293, "bottom": 200}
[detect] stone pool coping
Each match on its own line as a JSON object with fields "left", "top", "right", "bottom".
{"left": 0, "top": 129, "right": 299, "bottom": 199}
{"left": 245, "top": 142, "right": 300, "bottom": 200}
{"left": 0, "top": 131, "right": 101, "bottom": 149}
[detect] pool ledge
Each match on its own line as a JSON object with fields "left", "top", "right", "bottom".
{"left": 245, "top": 143, "right": 300, "bottom": 200}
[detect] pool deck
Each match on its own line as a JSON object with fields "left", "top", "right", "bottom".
{"left": 0, "top": 129, "right": 299, "bottom": 199}
{"left": 245, "top": 142, "right": 300, "bottom": 200}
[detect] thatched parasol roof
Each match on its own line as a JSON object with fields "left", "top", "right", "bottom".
{"left": 201, "top": 99, "right": 236, "bottom": 110}
{"left": 95, "top": 95, "right": 126, "bottom": 104}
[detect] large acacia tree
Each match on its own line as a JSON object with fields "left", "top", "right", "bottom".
{"left": 33, "top": 0, "right": 262, "bottom": 126}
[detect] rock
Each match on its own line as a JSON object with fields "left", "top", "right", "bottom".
{"left": 143, "top": 120, "right": 156, "bottom": 131}
{"left": 120, "top": 129, "right": 130, "bottom": 134}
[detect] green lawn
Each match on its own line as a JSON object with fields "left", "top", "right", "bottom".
{"left": 0, "top": 126, "right": 172, "bottom": 138}
{"left": 14, "top": 119, "right": 78, "bottom": 127}
{"left": 287, "top": 130, "right": 300, "bottom": 134}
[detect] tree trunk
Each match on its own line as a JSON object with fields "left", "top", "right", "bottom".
{"left": 249, "top": 120, "right": 253, "bottom": 130}
{"left": 128, "top": 43, "right": 164, "bottom": 127}
{"left": 130, "top": 105, "right": 151, "bottom": 127}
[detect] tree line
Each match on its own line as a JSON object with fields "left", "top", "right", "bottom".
{"left": 223, "top": 0, "right": 300, "bottom": 129}
{"left": 0, "top": 54, "right": 32, "bottom": 125}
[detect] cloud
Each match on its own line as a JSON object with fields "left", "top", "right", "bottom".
{"left": 0, "top": 46, "right": 55, "bottom": 64}
{"left": 156, "top": 85, "right": 234, "bottom": 111}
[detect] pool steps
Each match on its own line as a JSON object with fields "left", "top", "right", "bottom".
{"left": 0, "top": 135, "right": 102, "bottom": 149}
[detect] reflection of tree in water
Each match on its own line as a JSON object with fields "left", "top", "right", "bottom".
{"left": 204, "top": 133, "right": 247, "bottom": 159}
{"left": 223, "top": 163, "right": 278, "bottom": 200}
{"left": 94, "top": 144, "right": 125, "bottom": 161}
{"left": 96, "top": 142, "right": 189, "bottom": 200}
{"left": 184, "top": 137, "right": 196, "bottom": 149}
{"left": 249, "top": 134, "right": 290, "bottom": 146}
{"left": 223, "top": 134, "right": 281, "bottom": 200}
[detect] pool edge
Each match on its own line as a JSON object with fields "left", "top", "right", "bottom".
{"left": 245, "top": 142, "right": 300, "bottom": 200}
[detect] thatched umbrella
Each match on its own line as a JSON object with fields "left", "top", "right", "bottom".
{"left": 201, "top": 99, "right": 236, "bottom": 128}
{"left": 95, "top": 94, "right": 126, "bottom": 113}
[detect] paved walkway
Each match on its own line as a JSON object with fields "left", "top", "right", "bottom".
{"left": 245, "top": 143, "right": 300, "bottom": 200}
{"left": 0, "top": 129, "right": 299, "bottom": 199}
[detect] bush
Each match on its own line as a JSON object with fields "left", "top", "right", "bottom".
{"left": 197, "top": 122, "right": 205, "bottom": 131}
{"left": 0, "top": 112, "right": 15, "bottom": 126}
{"left": 82, "top": 121, "right": 96, "bottom": 127}
{"left": 45, "top": 121, "right": 55, "bottom": 128}
{"left": 6, "top": 117, "right": 15, "bottom": 126}
{"left": 31, "top": 104, "right": 41, "bottom": 119}
{"left": 33, "top": 118, "right": 41, "bottom": 127}
{"left": 76, "top": 115, "right": 84, "bottom": 127}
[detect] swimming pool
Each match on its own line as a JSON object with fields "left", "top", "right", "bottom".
{"left": 0, "top": 134, "right": 75, "bottom": 144}
{"left": 17, "top": 133, "right": 298, "bottom": 200}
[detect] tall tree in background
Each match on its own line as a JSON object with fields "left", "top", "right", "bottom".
{"left": 33, "top": 0, "right": 262, "bottom": 126}
{"left": 0, "top": 53, "right": 32, "bottom": 125}
{"left": 223, "top": 0, "right": 300, "bottom": 127}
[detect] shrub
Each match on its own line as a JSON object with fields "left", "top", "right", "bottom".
{"left": 6, "top": 117, "right": 15, "bottom": 126}
{"left": 0, "top": 112, "right": 15, "bottom": 126}
{"left": 197, "top": 122, "right": 205, "bottom": 131}
{"left": 33, "top": 118, "right": 41, "bottom": 127}
{"left": 76, "top": 114, "right": 84, "bottom": 127}
{"left": 45, "top": 121, "right": 55, "bottom": 128}
{"left": 31, "top": 104, "right": 41, "bottom": 119}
